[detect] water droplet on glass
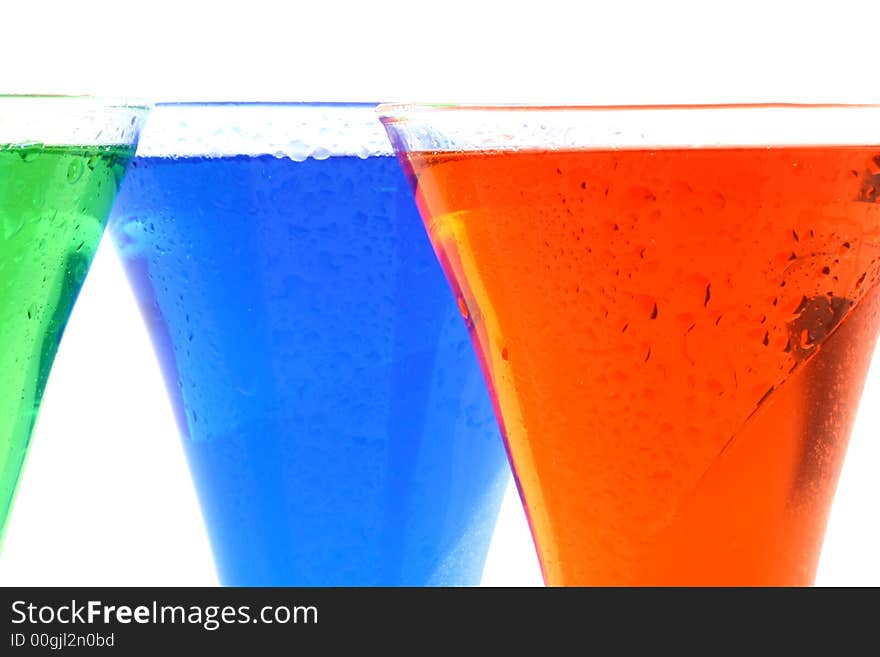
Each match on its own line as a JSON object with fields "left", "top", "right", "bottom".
{"left": 3, "top": 213, "right": 25, "bottom": 239}
{"left": 66, "top": 159, "right": 84, "bottom": 184}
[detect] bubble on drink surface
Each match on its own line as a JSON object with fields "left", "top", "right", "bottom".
{"left": 19, "top": 147, "right": 41, "bottom": 162}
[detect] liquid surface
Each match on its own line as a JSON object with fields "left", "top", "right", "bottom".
{"left": 402, "top": 146, "right": 880, "bottom": 585}
{"left": 0, "top": 144, "right": 131, "bottom": 543}
{"left": 111, "top": 154, "right": 508, "bottom": 586}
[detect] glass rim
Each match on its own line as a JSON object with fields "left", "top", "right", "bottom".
{"left": 135, "top": 102, "right": 392, "bottom": 159}
{"left": 151, "top": 101, "right": 381, "bottom": 109}
{"left": 0, "top": 95, "right": 151, "bottom": 148}
{"left": 377, "top": 103, "right": 880, "bottom": 151}
{"left": 0, "top": 94, "right": 152, "bottom": 111}
{"left": 377, "top": 102, "right": 880, "bottom": 120}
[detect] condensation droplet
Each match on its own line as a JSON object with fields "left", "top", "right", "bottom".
{"left": 3, "top": 213, "right": 25, "bottom": 239}
{"left": 66, "top": 159, "right": 84, "bottom": 184}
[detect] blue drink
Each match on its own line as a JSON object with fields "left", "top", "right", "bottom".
{"left": 109, "top": 104, "right": 509, "bottom": 585}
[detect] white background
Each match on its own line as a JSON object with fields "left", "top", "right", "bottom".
{"left": 1, "top": 0, "right": 879, "bottom": 586}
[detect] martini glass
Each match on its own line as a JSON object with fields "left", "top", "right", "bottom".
{"left": 380, "top": 103, "right": 880, "bottom": 586}
{"left": 109, "top": 103, "right": 509, "bottom": 586}
{"left": 0, "top": 96, "right": 148, "bottom": 548}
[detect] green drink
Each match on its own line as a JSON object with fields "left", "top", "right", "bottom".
{"left": 0, "top": 98, "right": 147, "bottom": 547}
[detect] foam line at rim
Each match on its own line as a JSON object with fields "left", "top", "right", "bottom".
{"left": 134, "top": 103, "right": 394, "bottom": 159}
